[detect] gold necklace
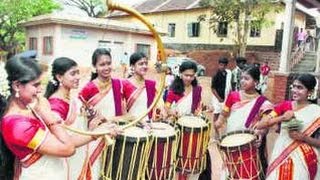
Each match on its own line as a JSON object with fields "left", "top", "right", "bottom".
{"left": 97, "top": 79, "right": 111, "bottom": 90}
{"left": 242, "top": 91, "right": 258, "bottom": 100}
{"left": 57, "top": 91, "right": 70, "bottom": 100}
{"left": 133, "top": 76, "right": 145, "bottom": 86}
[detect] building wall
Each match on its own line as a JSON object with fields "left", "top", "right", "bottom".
{"left": 111, "top": 6, "right": 307, "bottom": 48}
{"left": 26, "top": 24, "right": 157, "bottom": 67}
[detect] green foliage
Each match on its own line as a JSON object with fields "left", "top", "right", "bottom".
{"left": 199, "top": 0, "right": 282, "bottom": 56}
{"left": 0, "top": 0, "right": 59, "bottom": 55}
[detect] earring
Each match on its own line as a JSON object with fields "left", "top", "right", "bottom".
{"left": 15, "top": 90, "right": 20, "bottom": 98}
{"left": 59, "top": 81, "right": 63, "bottom": 86}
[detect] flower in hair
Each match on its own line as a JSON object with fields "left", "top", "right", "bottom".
{"left": 0, "top": 62, "right": 10, "bottom": 98}
{"left": 47, "top": 63, "right": 55, "bottom": 85}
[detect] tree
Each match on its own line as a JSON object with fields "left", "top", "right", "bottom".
{"left": 63, "top": 0, "right": 106, "bottom": 17}
{"left": 0, "top": 0, "right": 59, "bottom": 58}
{"left": 199, "top": 0, "right": 281, "bottom": 57}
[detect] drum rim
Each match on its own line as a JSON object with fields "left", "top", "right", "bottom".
{"left": 116, "top": 126, "right": 152, "bottom": 142}
{"left": 176, "top": 115, "right": 209, "bottom": 132}
{"left": 219, "top": 130, "right": 256, "bottom": 149}
{"left": 149, "top": 122, "right": 178, "bottom": 141}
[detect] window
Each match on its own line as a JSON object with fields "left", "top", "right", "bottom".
{"left": 187, "top": 22, "right": 200, "bottom": 37}
{"left": 43, "top": 36, "right": 53, "bottom": 55}
{"left": 136, "top": 44, "right": 150, "bottom": 59}
{"left": 29, "top": 37, "right": 37, "bottom": 50}
{"left": 217, "top": 22, "right": 228, "bottom": 37}
{"left": 250, "top": 21, "right": 261, "bottom": 37}
{"left": 168, "top": 23, "right": 176, "bottom": 37}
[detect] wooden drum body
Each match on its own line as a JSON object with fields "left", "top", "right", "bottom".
{"left": 175, "top": 116, "right": 210, "bottom": 174}
{"left": 219, "top": 130, "right": 261, "bottom": 180}
{"left": 146, "top": 122, "right": 179, "bottom": 180}
{"left": 104, "top": 126, "right": 152, "bottom": 180}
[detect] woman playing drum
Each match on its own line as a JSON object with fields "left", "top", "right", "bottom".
{"left": 78, "top": 48, "right": 127, "bottom": 179}
{"left": 256, "top": 73, "right": 320, "bottom": 180}
{"left": 122, "top": 52, "right": 157, "bottom": 122}
{"left": 163, "top": 60, "right": 203, "bottom": 180}
{"left": 215, "top": 65, "right": 273, "bottom": 179}
{"left": 163, "top": 60, "right": 202, "bottom": 119}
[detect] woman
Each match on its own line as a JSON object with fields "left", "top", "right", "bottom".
{"left": 163, "top": 60, "right": 202, "bottom": 180}
{"left": 164, "top": 60, "right": 202, "bottom": 118}
{"left": 256, "top": 73, "right": 320, "bottom": 180}
{"left": 0, "top": 56, "right": 76, "bottom": 179}
{"left": 122, "top": 52, "right": 156, "bottom": 122}
{"left": 79, "top": 48, "right": 127, "bottom": 179}
{"left": 45, "top": 57, "right": 111, "bottom": 179}
{"left": 215, "top": 65, "right": 273, "bottom": 179}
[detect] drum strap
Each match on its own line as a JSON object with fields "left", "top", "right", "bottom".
{"left": 191, "top": 86, "right": 202, "bottom": 114}
{"left": 145, "top": 80, "right": 156, "bottom": 119}
{"left": 267, "top": 117, "right": 320, "bottom": 177}
{"left": 112, "top": 78, "right": 123, "bottom": 116}
{"left": 245, "top": 95, "right": 266, "bottom": 128}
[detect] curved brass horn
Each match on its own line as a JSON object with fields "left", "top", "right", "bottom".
{"left": 63, "top": 0, "right": 166, "bottom": 135}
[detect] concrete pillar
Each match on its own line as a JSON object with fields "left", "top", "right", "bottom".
{"left": 279, "top": 0, "right": 296, "bottom": 73}
{"left": 315, "top": 17, "right": 320, "bottom": 73}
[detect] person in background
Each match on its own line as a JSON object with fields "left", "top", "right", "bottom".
{"left": 232, "top": 57, "right": 247, "bottom": 91}
{"left": 259, "top": 61, "right": 271, "bottom": 94}
{"left": 297, "top": 28, "right": 307, "bottom": 49}
{"left": 120, "top": 52, "right": 129, "bottom": 78}
{"left": 163, "top": 67, "right": 175, "bottom": 101}
{"left": 211, "top": 57, "right": 232, "bottom": 122}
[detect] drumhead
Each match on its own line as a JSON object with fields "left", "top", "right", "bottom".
{"left": 149, "top": 122, "right": 175, "bottom": 138}
{"left": 117, "top": 126, "right": 150, "bottom": 142}
{"left": 177, "top": 116, "right": 207, "bottom": 128}
{"left": 220, "top": 132, "right": 256, "bottom": 148}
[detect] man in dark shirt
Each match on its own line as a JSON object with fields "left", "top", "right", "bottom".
{"left": 211, "top": 57, "right": 232, "bottom": 121}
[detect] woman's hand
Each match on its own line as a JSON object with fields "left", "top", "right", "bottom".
{"left": 282, "top": 110, "right": 295, "bottom": 122}
{"left": 85, "top": 106, "right": 98, "bottom": 120}
{"left": 88, "top": 113, "right": 107, "bottom": 130}
{"left": 34, "top": 97, "right": 51, "bottom": 114}
{"left": 253, "top": 129, "right": 267, "bottom": 147}
{"left": 288, "top": 130, "right": 305, "bottom": 141}
{"left": 33, "top": 97, "right": 60, "bottom": 124}
{"left": 93, "top": 123, "right": 122, "bottom": 138}
{"left": 214, "top": 119, "right": 224, "bottom": 130}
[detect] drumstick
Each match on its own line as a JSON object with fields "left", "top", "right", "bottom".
{"left": 79, "top": 95, "right": 136, "bottom": 123}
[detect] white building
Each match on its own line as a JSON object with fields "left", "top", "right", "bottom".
{"left": 20, "top": 13, "right": 160, "bottom": 67}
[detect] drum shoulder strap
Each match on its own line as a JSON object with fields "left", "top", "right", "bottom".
{"left": 112, "top": 78, "right": 122, "bottom": 116}
{"left": 245, "top": 95, "right": 266, "bottom": 128}
{"left": 145, "top": 79, "right": 156, "bottom": 118}
{"left": 192, "top": 86, "right": 202, "bottom": 114}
